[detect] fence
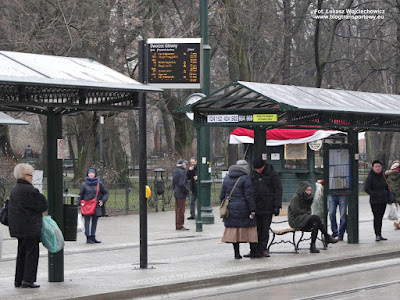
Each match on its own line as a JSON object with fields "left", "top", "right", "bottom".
{"left": 0, "top": 163, "right": 374, "bottom": 215}
{"left": 0, "top": 174, "right": 223, "bottom": 216}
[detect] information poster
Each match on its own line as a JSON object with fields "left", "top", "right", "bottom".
{"left": 329, "top": 148, "right": 350, "bottom": 190}
{"left": 284, "top": 143, "right": 307, "bottom": 160}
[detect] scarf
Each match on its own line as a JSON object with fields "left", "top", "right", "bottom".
{"left": 85, "top": 177, "right": 99, "bottom": 186}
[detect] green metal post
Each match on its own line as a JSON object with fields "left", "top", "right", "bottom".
{"left": 125, "top": 155, "right": 130, "bottom": 214}
{"left": 99, "top": 113, "right": 104, "bottom": 182}
{"left": 47, "top": 108, "right": 64, "bottom": 282}
{"left": 253, "top": 127, "right": 266, "bottom": 166}
{"left": 198, "top": 0, "right": 214, "bottom": 224}
{"left": 347, "top": 130, "right": 359, "bottom": 244}
{"left": 196, "top": 125, "right": 203, "bottom": 232}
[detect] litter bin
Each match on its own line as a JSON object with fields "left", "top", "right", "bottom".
{"left": 63, "top": 194, "right": 79, "bottom": 241}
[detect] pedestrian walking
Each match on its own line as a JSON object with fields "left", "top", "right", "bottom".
{"left": 288, "top": 181, "right": 338, "bottom": 253}
{"left": 8, "top": 163, "right": 48, "bottom": 288}
{"left": 364, "top": 160, "right": 390, "bottom": 241}
{"left": 245, "top": 157, "right": 282, "bottom": 258}
{"left": 172, "top": 159, "right": 190, "bottom": 230}
{"left": 220, "top": 160, "right": 259, "bottom": 259}
{"left": 186, "top": 157, "right": 197, "bottom": 220}
{"left": 78, "top": 168, "right": 109, "bottom": 244}
{"left": 385, "top": 160, "right": 400, "bottom": 230}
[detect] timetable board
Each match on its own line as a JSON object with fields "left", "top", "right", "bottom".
{"left": 147, "top": 38, "right": 202, "bottom": 89}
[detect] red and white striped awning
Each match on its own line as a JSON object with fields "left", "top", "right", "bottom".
{"left": 229, "top": 128, "right": 341, "bottom": 146}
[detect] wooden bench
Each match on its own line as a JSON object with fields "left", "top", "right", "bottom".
{"left": 267, "top": 220, "right": 326, "bottom": 254}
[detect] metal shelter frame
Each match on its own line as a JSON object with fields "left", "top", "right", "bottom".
{"left": 178, "top": 81, "right": 400, "bottom": 131}
{"left": 177, "top": 81, "right": 400, "bottom": 245}
{"left": 0, "top": 50, "right": 161, "bottom": 281}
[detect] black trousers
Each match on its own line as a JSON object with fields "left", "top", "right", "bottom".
{"left": 15, "top": 238, "right": 40, "bottom": 283}
{"left": 256, "top": 214, "right": 273, "bottom": 253}
{"left": 301, "top": 215, "right": 328, "bottom": 243}
{"left": 370, "top": 203, "right": 387, "bottom": 236}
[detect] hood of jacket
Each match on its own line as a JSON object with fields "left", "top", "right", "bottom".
{"left": 296, "top": 181, "right": 313, "bottom": 201}
{"left": 296, "top": 181, "right": 311, "bottom": 195}
{"left": 228, "top": 164, "right": 249, "bottom": 177}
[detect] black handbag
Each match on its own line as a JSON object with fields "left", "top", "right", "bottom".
{"left": 0, "top": 199, "right": 9, "bottom": 226}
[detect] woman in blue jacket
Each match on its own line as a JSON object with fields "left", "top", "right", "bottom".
{"left": 78, "top": 168, "right": 109, "bottom": 244}
{"left": 220, "top": 160, "right": 259, "bottom": 259}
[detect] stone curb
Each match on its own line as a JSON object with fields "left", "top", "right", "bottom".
{"left": 69, "top": 250, "right": 400, "bottom": 300}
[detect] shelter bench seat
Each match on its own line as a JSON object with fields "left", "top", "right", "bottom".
{"left": 267, "top": 220, "right": 326, "bottom": 254}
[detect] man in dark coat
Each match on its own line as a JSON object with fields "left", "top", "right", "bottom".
{"left": 186, "top": 157, "right": 197, "bottom": 220}
{"left": 9, "top": 163, "right": 48, "bottom": 288}
{"left": 173, "top": 159, "right": 190, "bottom": 230}
{"left": 248, "top": 157, "right": 282, "bottom": 258}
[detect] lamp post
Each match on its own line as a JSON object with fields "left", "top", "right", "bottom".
{"left": 197, "top": 0, "right": 214, "bottom": 225}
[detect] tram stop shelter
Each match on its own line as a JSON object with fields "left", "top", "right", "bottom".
{"left": 177, "top": 80, "right": 400, "bottom": 245}
{"left": 0, "top": 50, "right": 161, "bottom": 281}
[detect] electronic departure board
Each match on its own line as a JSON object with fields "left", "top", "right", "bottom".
{"left": 147, "top": 38, "right": 202, "bottom": 89}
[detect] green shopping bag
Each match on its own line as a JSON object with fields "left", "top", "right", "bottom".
{"left": 41, "top": 216, "right": 65, "bottom": 253}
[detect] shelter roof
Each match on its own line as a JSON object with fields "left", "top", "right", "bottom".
{"left": 178, "top": 81, "right": 400, "bottom": 131}
{"left": 0, "top": 112, "right": 28, "bottom": 125}
{"left": 0, "top": 51, "right": 161, "bottom": 114}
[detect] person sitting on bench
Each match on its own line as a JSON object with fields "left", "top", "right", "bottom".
{"left": 288, "top": 181, "right": 338, "bottom": 253}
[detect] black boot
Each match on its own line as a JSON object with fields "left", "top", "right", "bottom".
{"left": 233, "top": 243, "right": 242, "bottom": 259}
{"left": 86, "top": 235, "right": 95, "bottom": 244}
{"left": 310, "top": 243, "right": 320, "bottom": 253}
{"left": 92, "top": 236, "right": 101, "bottom": 243}
{"left": 325, "top": 234, "right": 338, "bottom": 245}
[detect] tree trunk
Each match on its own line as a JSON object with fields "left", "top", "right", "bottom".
{"left": 314, "top": 0, "right": 353, "bottom": 87}
{"left": 378, "top": 132, "right": 393, "bottom": 169}
{"left": 158, "top": 101, "right": 175, "bottom": 154}
{"left": 103, "top": 117, "right": 128, "bottom": 180}
{"left": 282, "top": 0, "right": 291, "bottom": 84}
{"left": 37, "top": 115, "right": 47, "bottom": 175}
{"left": 127, "top": 110, "right": 138, "bottom": 167}
{"left": 0, "top": 126, "right": 16, "bottom": 158}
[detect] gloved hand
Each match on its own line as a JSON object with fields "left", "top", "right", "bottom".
{"left": 273, "top": 207, "right": 280, "bottom": 216}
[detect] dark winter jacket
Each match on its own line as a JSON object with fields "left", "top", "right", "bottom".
{"left": 78, "top": 178, "right": 109, "bottom": 217}
{"left": 8, "top": 179, "right": 48, "bottom": 239}
{"left": 219, "top": 164, "right": 257, "bottom": 228}
{"left": 364, "top": 169, "right": 389, "bottom": 204}
{"left": 173, "top": 166, "right": 190, "bottom": 198}
{"left": 386, "top": 170, "right": 400, "bottom": 205}
{"left": 186, "top": 166, "right": 197, "bottom": 193}
{"left": 250, "top": 164, "right": 282, "bottom": 215}
{"left": 288, "top": 181, "right": 313, "bottom": 230}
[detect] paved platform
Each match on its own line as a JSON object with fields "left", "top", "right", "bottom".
{"left": 1, "top": 195, "right": 400, "bottom": 300}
